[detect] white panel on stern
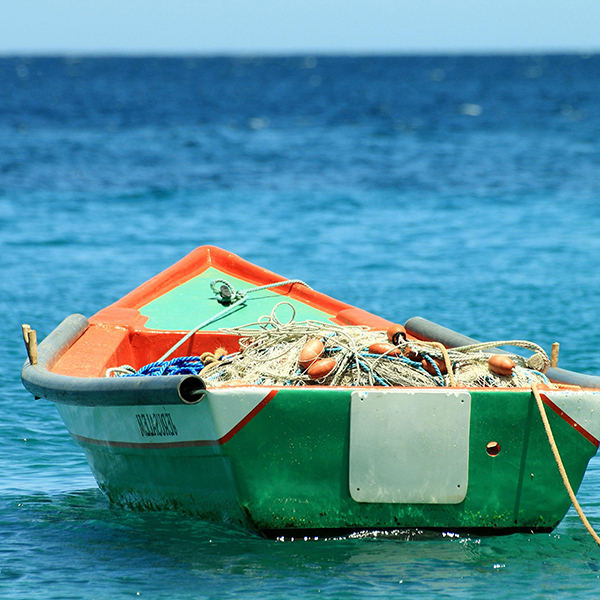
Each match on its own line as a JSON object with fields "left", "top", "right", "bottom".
{"left": 349, "top": 390, "right": 471, "bottom": 504}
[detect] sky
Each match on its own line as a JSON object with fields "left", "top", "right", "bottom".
{"left": 0, "top": 0, "right": 599, "bottom": 55}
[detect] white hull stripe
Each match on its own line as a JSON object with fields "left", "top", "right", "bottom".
{"left": 542, "top": 391, "right": 600, "bottom": 448}
{"left": 59, "top": 389, "right": 600, "bottom": 451}
{"left": 62, "top": 389, "right": 278, "bottom": 449}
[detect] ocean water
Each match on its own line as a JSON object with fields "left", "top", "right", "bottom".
{"left": 2, "top": 55, "right": 600, "bottom": 598}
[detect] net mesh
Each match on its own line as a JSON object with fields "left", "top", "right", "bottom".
{"left": 200, "top": 306, "right": 552, "bottom": 389}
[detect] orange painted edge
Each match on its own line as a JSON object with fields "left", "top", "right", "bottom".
{"left": 53, "top": 247, "right": 396, "bottom": 376}
{"left": 108, "top": 246, "right": 354, "bottom": 317}
{"left": 334, "top": 307, "right": 393, "bottom": 329}
{"left": 91, "top": 245, "right": 387, "bottom": 330}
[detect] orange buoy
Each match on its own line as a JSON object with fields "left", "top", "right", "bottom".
{"left": 307, "top": 358, "right": 337, "bottom": 381}
{"left": 488, "top": 355, "right": 515, "bottom": 377}
{"left": 421, "top": 357, "right": 448, "bottom": 375}
{"left": 368, "top": 342, "right": 401, "bottom": 356}
{"left": 299, "top": 338, "right": 325, "bottom": 369}
{"left": 214, "top": 347, "right": 228, "bottom": 360}
{"left": 386, "top": 323, "right": 407, "bottom": 345}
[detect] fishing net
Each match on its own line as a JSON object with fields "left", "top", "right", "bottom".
{"left": 198, "top": 303, "right": 552, "bottom": 389}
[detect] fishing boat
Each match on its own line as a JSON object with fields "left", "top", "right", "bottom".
{"left": 20, "top": 246, "right": 600, "bottom": 537}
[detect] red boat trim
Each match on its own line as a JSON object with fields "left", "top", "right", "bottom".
{"left": 541, "top": 392, "right": 600, "bottom": 448}
{"left": 70, "top": 389, "right": 279, "bottom": 449}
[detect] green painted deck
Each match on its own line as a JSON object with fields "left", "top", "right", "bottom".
{"left": 139, "top": 268, "right": 334, "bottom": 331}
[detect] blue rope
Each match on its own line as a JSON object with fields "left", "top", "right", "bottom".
{"left": 360, "top": 352, "right": 438, "bottom": 382}
{"left": 421, "top": 354, "right": 445, "bottom": 386}
{"left": 356, "top": 358, "right": 390, "bottom": 386}
{"left": 120, "top": 356, "right": 206, "bottom": 377}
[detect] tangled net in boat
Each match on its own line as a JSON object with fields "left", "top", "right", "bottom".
{"left": 201, "top": 304, "right": 552, "bottom": 389}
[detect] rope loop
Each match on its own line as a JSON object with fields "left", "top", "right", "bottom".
{"left": 270, "top": 302, "right": 297, "bottom": 326}
{"left": 106, "top": 365, "right": 136, "bottom": 377}
{"left": 209, "top": 277, "right": 312, "bottom": 307}
{"left": 210, "top": 279, "right": 246, "bottom": 304}
{"left": 452, "top": 340, "right": 550, "bottom": 373}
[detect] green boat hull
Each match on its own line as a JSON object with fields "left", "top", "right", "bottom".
{"left": 57, "top": 386, "right": 597, "bottom": 536}
{"left": 20, "top": 247, "right": 600, "bottom": 536}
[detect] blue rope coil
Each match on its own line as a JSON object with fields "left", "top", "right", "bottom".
{"left": 120, "top": 356, "right": 206, "bottom": 377}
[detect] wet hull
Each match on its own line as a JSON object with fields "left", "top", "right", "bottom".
{"left": 55, "top": 385, "right": 599, "bottom": 535}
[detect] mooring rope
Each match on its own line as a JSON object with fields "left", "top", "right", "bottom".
{"left": 157, "top": 295, "right": 248, "bottom": 363}
{"left": 210, "top": 278, "right": 311, "bottom": 304}
{"left": 531, "top": 382, "right": 600, "bottom": 547}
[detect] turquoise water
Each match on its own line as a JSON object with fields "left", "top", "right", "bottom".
{"left": 3, "top": 55, "right": 600, "bottom": 598}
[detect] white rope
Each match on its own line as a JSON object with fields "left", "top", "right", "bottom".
{"left": 205, "top": 315, "right": 552, "bottom": 390}
{"left": 159, "top": 279, "right": 311, "bottom": 362}
{"left": 531, "top": 382, "right": 600, "bottom": 547}
{"left": 158, "top": 295, "right": 248, "bottom": 362}
{"left": 452, "top": 340, "right": 550, "bottom": 372}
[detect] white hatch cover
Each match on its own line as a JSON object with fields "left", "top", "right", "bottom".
{"left": 349, "top": 389, "right": 471, "bottom": 504}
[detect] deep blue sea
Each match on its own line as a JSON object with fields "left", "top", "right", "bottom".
{"left": 3, "top": 55, "right": 600, "bottom": 598}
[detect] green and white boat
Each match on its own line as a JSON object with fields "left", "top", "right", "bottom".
{"left": 21, "top": 246, "right": 600, "bottom": 537}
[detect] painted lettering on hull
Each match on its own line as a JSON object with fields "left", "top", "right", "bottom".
{"left": 135, "top": 413, "right": 178, "bottom": 437}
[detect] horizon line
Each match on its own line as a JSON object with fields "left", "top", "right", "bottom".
{"left": 1, "top": 48, "right": 598, "bottom": 59}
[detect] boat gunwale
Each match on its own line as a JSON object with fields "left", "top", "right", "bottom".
{"left": 21, "top": 313, "right": 600, "bottom": 410}
{"left": 406, "top": 316, "right": 600, "bottom": 390}
{"left": 20, "top": 314, "right": 206, "bottom": 406}
{"left": 111, "top": 245, "right": 354, "bottom": 317}
{"left": 21, "top": 247, "right": 600, "bottom": 408}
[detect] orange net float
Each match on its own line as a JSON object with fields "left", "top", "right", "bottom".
{"left": 386, "top": 323, "right": 407, "bottom": 345}
{"left": 488, "top": 355, "right": 515, "bottom": 377}
{"left": 307, "top": 358, "right": 337, "bottom": 381}
{"left": 421, "top": 356, "right": 448, "bottom": 376}
{"left": 299, "top": 338, "right": 325, "bottom": 370}
{"left": 368, "top": 342, "right": 402, "bottom": 357}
